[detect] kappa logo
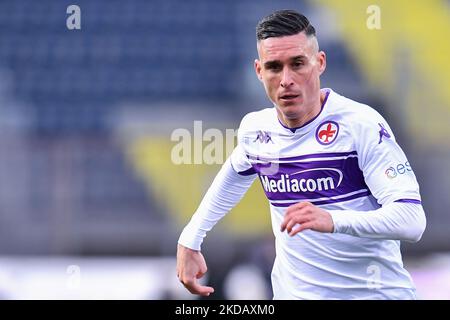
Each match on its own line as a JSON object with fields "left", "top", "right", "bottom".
{"left": 316, "top": 121, "right": 339, "bottom": 145}
{"left": 378, "top": 123, "right": 391, "bottom": 144}
{"left": 253, "top": 130, "right": 274, "bottom": 144}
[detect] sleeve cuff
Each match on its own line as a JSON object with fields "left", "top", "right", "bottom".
{"left": 177, "top": 225, "right": 204, "bottom": 251}
{"left": 328, "top": 210, "right": 351, "bottom": 234}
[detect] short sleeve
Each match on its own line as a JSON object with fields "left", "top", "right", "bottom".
{"left": 353, "top": 108, "right": 421, "bottom": 206}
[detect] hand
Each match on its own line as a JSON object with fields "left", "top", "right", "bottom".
{"left": 176, "top": 243, "right": 215, "bottom": 296}
{"left": 280, "top": 202, "right": 334, "bottom": 236}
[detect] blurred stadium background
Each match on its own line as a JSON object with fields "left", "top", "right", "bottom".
{"left": 0, "top": 0, "right": 449, "bottom": 299}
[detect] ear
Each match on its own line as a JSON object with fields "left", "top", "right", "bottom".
{"left": 317, "top": 51, "right": 326, "bottom": 75}
{"left": 254, "top": 59, "right": 263, "bottom": 81}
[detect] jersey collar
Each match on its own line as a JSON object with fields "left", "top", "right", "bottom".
{"left": 276, "top": 88, "right": 331, "bottom": 133}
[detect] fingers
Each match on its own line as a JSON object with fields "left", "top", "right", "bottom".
{"left": 178, "top": 268, "right": 214, "bottom": 296}
{"left": 284, "top": 217, "right": 306, "bottom": 234}
{"left": 280, "top": 202, "right": 314, "bottom": 234}
{"left": 197, "top": 262, "right": 207, "bottom": 277}
{"left": 283, "top": 219, "right": 297, "bottom": 233}
{"left": 281, "top": 209, "right": 311, "bottom": 232}
{"left": 180, "top": 278, "right": 215, "bottom": 296}
{"left": 196, "top": 270, "right": 205, "bottom": 279}
{"left": 282, "top": 202, "right": 312, "bottom": 225}
{"left": 282, "top": 216, "right": 313, "bottom": 235}
{"left": 280, "top": 202, "right": 334, "bottom": 235}
{"left": 289, "top": 221, "right": 314, "bottom": 236}
{"left": 177, "top": 259, "right": 214, "bottom": 296}
{"left": 285, "top": 201, "right": 312, "bottom": 216}
{"left": 280, "top": 217, "right": 291, "bottom": 232}
{"left": 176, "top": 244, "right": 215, "bottom": 296}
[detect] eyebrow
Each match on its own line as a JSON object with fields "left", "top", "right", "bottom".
{"left": 291, "top": 55, "right": 307, "bottom": 61}
{"left": 263, "top": 55, "right": 307, "bottom": 68}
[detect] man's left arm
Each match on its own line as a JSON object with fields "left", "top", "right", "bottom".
{"left": 280, "top": 201, "right": 425, "bottom": 242}
{"left": 281, "top": 108, "right": 426, "bottom": 242}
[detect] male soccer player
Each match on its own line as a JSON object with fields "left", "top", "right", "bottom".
{"left": 176, "top": 10, "right": 426, "bottom": 299}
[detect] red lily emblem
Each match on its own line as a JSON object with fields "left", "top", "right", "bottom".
{"left": 319, "top": 123, "right": 336, "bottom": 142}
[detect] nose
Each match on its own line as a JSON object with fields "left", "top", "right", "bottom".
{"left": 280, "top": 67, "right": 294, "bottom": 88}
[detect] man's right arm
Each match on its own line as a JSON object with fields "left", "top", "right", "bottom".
{"left": 178, "top": 155, "right": 256, "bottom": 250}
{"left": 177, "top": 149, "right": 257, "bottom": 295}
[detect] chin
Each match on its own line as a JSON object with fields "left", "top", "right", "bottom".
{"left": 277, "top": 107, "right": 302, "bottom": 121}
{"left": 278, "top": 101, "right": 303, "bottom": 113}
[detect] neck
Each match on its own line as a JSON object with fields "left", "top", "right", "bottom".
{"left": 277, "top": 90, "right": 325, "bottom": 128}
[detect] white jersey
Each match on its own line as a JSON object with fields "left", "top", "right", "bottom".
{"left": 179, "top": 88, "right": 425, "bottom": 299}
{"left": 229, "top": 88, "right": 422, "bottom": 299}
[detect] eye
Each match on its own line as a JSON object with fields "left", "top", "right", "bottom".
{"left": 267, "top": 64, "right": 282, "bottom": 72}
{"left": 292, "top": 61, "right": 304, "bottom": 68}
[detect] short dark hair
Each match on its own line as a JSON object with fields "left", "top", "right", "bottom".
{"left": 256, "top": 10, "right": 316, "bottom": 41}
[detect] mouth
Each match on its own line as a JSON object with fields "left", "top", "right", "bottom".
{"left": 279, "top": 94, "right": 300, "bottom": 101}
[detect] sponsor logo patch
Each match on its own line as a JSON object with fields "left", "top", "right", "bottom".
{"left": 260, "top": 168, "right": 343, "bottom": 193}
{"left": 385, "top": 161, "right": 412, "bottom": 179}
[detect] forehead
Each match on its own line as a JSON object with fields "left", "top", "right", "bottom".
{"left": 258, "top": 32, "right": 314, "bottom": 61}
